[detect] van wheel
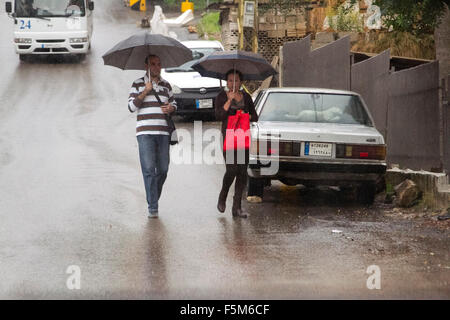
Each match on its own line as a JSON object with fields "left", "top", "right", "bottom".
{"left": 19, "top": 54, "right": 28, "bottom": 62}
{"left": 356, "top": 182, "right": 376, "bottom": 205}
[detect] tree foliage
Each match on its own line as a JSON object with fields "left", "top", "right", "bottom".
{"left": 258, "top": 0, "right": 323, "bottom": 15}
{"left": 373, "top": 0, "right": 450, "bottom": 35}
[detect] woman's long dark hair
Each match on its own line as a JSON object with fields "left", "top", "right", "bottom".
{"left": 225, "top": 69, "right": 243, "bottom": 81}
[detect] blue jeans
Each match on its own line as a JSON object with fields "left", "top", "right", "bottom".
{"left": 137, "top": 134, "right": 170, "bottom": 213}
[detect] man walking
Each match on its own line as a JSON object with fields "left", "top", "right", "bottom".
{"left": 128, "top": 55, "right": 176, "bottom": 218}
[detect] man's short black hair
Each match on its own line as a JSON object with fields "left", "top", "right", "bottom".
{"left": 144, "top": 54, "right": 160, "bottom": 65}
{"left": 225, "top": 69, "right": 243, "bottom": 81}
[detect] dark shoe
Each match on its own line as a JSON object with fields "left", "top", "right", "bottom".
{"left": 232, "top": 208, "right": 248, "bottom": 218}
{"left": 217, "top": 190, "right": 228, "bottom": 213}
{"left": 217, "top": 200, "right": 226, "bottom": 213}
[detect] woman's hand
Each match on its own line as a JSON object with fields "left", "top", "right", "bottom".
{"left": 224, "top": 92, "right": 235, "bottom": 111}
{"left": 224, "top": 91, "right": 243, "bottom": 111}
{"left": 227, "top": 91, "right": 242, "bottom": 101}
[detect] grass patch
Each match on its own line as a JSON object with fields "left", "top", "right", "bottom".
{"left": 351, "top": 31, "right": 435, "bottom": 60}
{"left": 386, "top": 183, "right": 394, "bottom": 195}
{"left": 197, "top": 11, "right": 221, "bottom": 40}
{"left": 191, "top": 0, "right": 220, "bottom": 11}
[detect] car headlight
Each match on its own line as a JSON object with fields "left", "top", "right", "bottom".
{"left": 14, "top": 38, "right": 32, "bottom": 44}
{"left": 172, "top": 85, "right": 182, "bottom": 94}
{"left": 70, "top": 37, "right": 87, "bottom": 43}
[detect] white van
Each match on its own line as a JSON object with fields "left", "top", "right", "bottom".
{"left": 5, "top": 0, "right": 94, "bottom": 61}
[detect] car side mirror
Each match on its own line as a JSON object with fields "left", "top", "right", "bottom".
{"left": 5, "top": 2, "right": 12, "bottom": 13}
{"left": 89, "top": 1, "right": 94, "bottom": 11}
{"left": 192, "top": 51, "right": 203, "bottom": 60}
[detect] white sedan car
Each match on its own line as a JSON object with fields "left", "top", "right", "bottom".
{"left": 248, "top": 88, "right": 387, "bottom": 205}
{"left": 161, "top": 40, "right": 225, "bottom": 116}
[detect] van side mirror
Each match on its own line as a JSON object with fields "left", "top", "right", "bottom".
{"left": 89, "top": 1, "right": 94, "bottom": 11}
{"left": 5, "top": 2, "right": 12, "bottom": 13}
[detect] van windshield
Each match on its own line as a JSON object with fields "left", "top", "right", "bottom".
{"left": 15, "top": 0, "right": 86, "bottom": 18}
{"left": 259, "top": 92, "right": 372, "bottom": 126}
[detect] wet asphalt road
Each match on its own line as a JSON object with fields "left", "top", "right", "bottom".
{"left": 0, "top": 0, "right": 448, "bottom": 299}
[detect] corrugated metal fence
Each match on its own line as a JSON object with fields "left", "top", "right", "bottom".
{"left": 280, "top": 36, "right": 445, "bottom": 172}
{"left": 444, "top": 76, "right": 450, "bottom": 173}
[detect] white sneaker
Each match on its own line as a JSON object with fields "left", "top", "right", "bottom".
{"left": 148, "top": 211, "right": 159, "bottom": 219}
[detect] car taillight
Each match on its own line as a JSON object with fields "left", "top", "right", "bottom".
{"left": 250, "top": 139, "right": 275, "bottom": 155}
{"left": 336, "top": 144, "right": 386, "bottom": 160}
{"left": 251, "top": 140, "right": 300, "bottom": 156}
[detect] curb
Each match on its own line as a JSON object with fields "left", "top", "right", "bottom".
{"left": 385, "top": 168, "right": 450, "bottom": 210}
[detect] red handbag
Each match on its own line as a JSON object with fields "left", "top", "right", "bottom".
{"left": 224, "top": 110, "right": 251, "bottom": 151}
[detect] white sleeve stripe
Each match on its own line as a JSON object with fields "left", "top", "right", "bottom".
{"left": 128, "top": 100, "right": 137, "bottom": 112}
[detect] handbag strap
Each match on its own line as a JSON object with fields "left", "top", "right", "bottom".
{"left": 151, "top": 89, "right": 163, "bottom": 106}
{"left": 151, "top": 89, "right": 173, "bottom": 122}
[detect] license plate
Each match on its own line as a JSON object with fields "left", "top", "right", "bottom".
{"left": 196, "top": 99, "right": 212, "bottom": 109}
{"left": 41, "top": 43, "right": 58, "bottom": 48}
{"left": 304, "top": 142, "right": 333, "bottom": 157}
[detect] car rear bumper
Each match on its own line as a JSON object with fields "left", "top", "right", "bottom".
{"left": 248, "top": 160, "right": 386, "bottom": 185}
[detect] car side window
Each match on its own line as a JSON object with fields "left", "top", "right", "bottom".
{"left": 253, "top": 90, "right": 264, "bottom": 108}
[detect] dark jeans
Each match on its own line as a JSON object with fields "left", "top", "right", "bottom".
{"left": 137, "top": 134, "right": 170, "bottom": 213}
{"left": 220, "top": 150, "right": 249, "bottom": 210}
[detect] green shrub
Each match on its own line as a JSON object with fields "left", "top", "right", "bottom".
{"left": 327, "top": 3, "right": 364, "bottom": 32}
{"left": 197, "top": 11, "right": 221, "bottom": 40}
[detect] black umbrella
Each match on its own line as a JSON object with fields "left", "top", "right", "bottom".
{"left": 191, "top": 50, "right": 277, "bottom": 81}
{"left": 102, "top": 32, "right": 192, "bottom": 70}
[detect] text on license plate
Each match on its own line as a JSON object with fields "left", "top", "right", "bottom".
{"left": 304, "top": 142, "right": 333, "bottom": 157}
{"left": 196, "top": 99, "right": 213, "bottom": 109}
{"left": 42, "top": 44, "right": 58, "bottom": 48}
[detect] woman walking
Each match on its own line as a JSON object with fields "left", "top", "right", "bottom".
{"left": 215, "top": 69, "right": 258, "bottom": 218}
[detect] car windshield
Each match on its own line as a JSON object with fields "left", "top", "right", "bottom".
{"left": 165, "top": 47, "right": 222, "bottom": 72}
{"left": 164, "top": 59, "right": 199, "bottom": 73}
{"left": 191, "top": 47, "right": 222, "bottom": 59}
{"left": 259, "top": 92, "right": 372, "bottom": 126}
{"left": 15, "top": 0, "right": 85, "bottom": 18}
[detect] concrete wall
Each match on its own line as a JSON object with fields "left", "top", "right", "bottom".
{"left": 351, "top": 50, "right": 390, "bottom": 138}
{"left": 387, "top": 61, "right": 441, "bottom": 171}
{"left": 281, "top": 35, "right": 350, "bottom": 90}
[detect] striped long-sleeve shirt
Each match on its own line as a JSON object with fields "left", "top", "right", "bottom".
{"left": 128, "top": 74, "right": 177, "bottom": 136}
